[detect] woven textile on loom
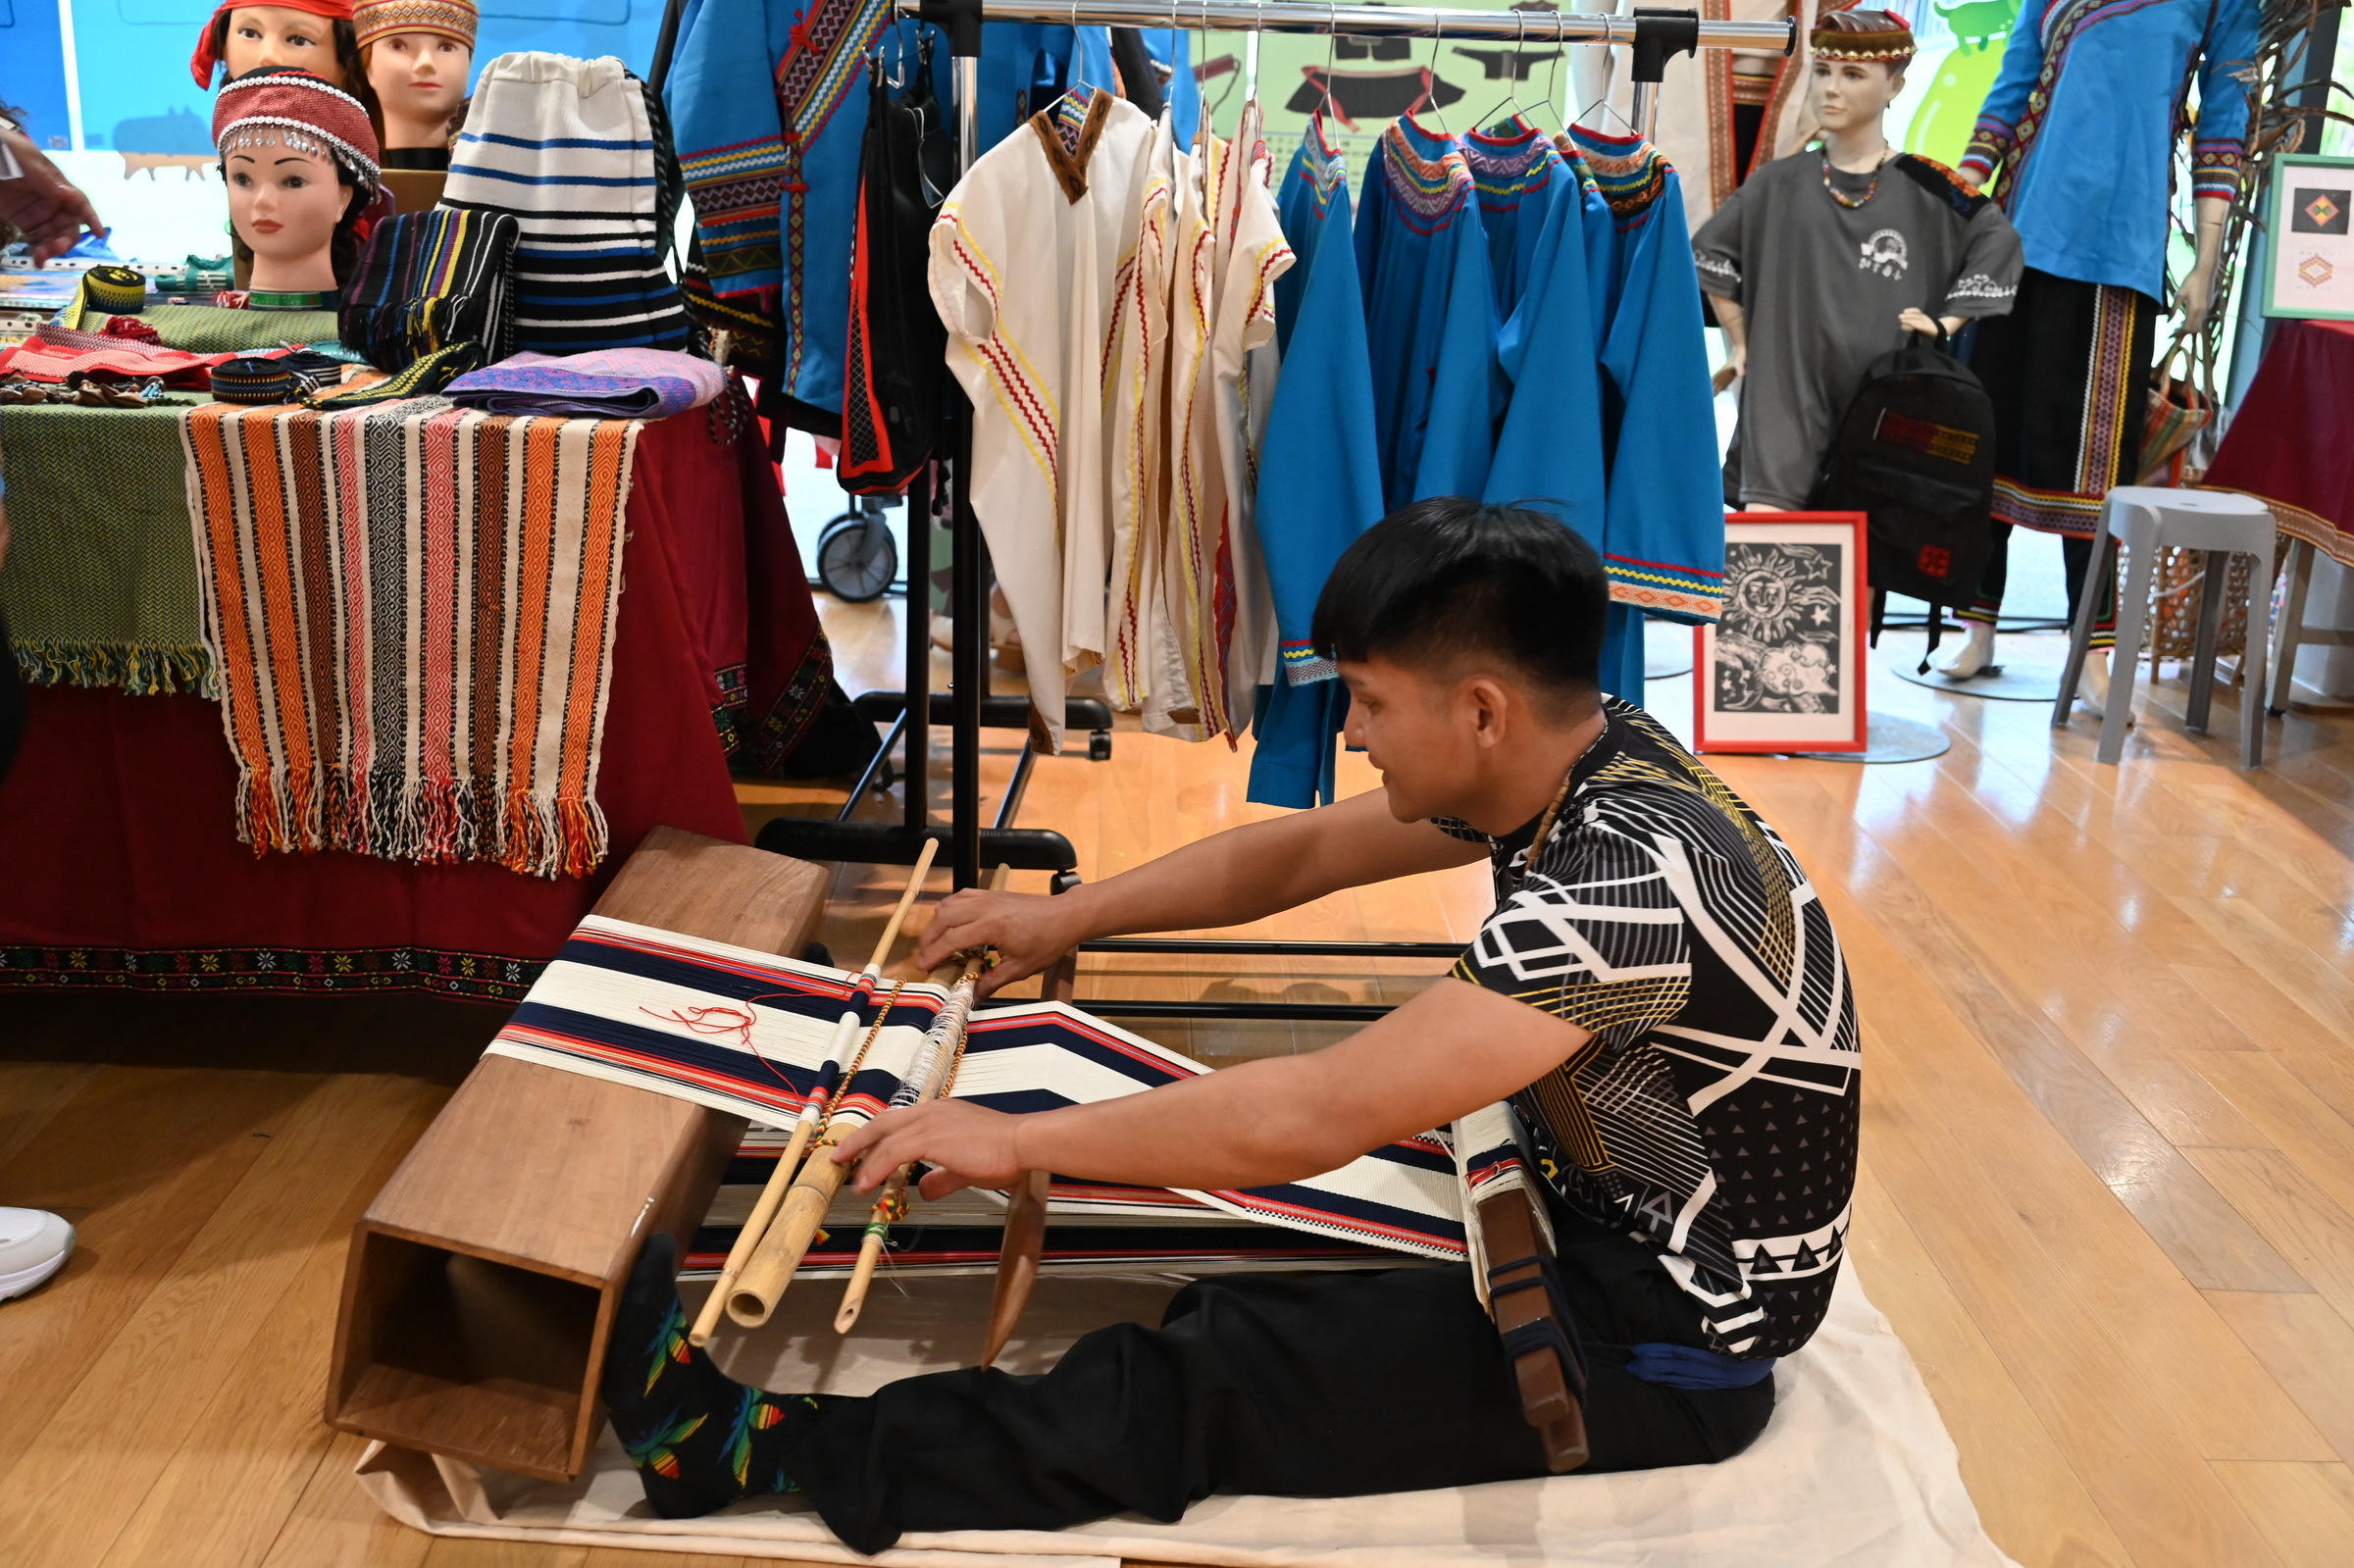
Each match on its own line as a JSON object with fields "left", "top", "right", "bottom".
{"left": 488, "top": 916, "right": 1493, "bottom": 1274}
{"left": 180, "top": 399, "right": 640, "bottom": 876}
{"left": 0, "top": 401, "right": 214, "bottom": 693}
{"left": 441, "top": 53, "right": 691, "bottom": 354}
{"left": 339, "top": 206, "right": 520, "bottom": 373}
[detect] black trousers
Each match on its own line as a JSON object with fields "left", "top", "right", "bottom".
{"left": 788, "top": 1217, "right": 1777, "bottom": 1554}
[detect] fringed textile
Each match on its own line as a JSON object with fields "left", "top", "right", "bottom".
{"left": 181, "top": 399, "right": 640, "bottom": 877}
{"left": 0, "top": 402, "right": 214, "bottom": 695}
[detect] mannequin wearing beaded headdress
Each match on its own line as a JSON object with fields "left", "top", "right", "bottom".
{"left": 1694, "top": 12, "right": 2022, "bottom": 516}
{"left": 214, "top": 68, "right": 384, "bottom": 303}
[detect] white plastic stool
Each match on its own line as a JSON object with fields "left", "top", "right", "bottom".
{"left": 2054, "top": 486, "right": 2276, "bottom": 768}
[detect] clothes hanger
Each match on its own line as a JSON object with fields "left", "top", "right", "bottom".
{"left": 1476, "top": 9, "right": 1533, "bottom": 135}
{"left": 1572, "top": 9, "right": 1642, "bottom": 136}
{"left": 1317, "top": 1, "right": 1340, "bottom": 125}
{"left": 1245, "top": 0, "right": 1262, "bottom": 108}
{"left": 1422, "top": 11, "right": 1455, "bottom": 136}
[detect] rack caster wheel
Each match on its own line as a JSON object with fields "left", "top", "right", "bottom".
{"left": 1050, "top": 871, "right": 1083, "bottom": 895}
{"left": 1087, "top": 730, "right": 1112, "bottom": 762}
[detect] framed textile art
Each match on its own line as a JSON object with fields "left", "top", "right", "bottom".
{"left": 2262, "top": 155, "right": 2354, "bottom": 322}
{"left": 1693, "top": 511, "right": 1869, "bottom": 754}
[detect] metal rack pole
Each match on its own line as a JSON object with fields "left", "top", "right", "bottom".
{"left": 896, "top": 0, "right": 1787, "bottom": 50}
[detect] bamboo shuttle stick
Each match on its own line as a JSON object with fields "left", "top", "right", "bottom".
{"left": 689, "top": 840, "right": 938, "bottom": 1346}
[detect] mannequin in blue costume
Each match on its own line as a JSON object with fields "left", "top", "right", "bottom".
{"left": 1355, "top": 116, "right": 1500, "bottom": 508}
{"left": 1563, "top": 126, "right": 1725, "bottom": 702}
{"left": 1249, "top": 116, "right": 1385, "bottom": 810}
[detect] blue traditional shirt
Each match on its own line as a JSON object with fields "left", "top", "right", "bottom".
{"left": 1959, "top": 0, "right": 2258, "bottom": 299}
{"left": 1481, "top": 129, "right": 1611, "bottom": 632}
{"left": 1355, "top": 116, "right": 1500, "bottom": 510}
{"left": 1248, "top": 120, "right": 1385, "bottom": 810}
{"left": 1568, "top": 127, "right": 1727, "bottom": 704}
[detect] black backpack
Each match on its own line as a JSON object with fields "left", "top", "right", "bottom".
{"left": 839, "top": 41, "right": 954, "bottom": 494}
{"left": 1811, "top": 332, "right": 1999, "bottom": 665}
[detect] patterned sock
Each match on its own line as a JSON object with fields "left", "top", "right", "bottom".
{"left": 601, "top": 1233, "right": 829, "bottom": 1518}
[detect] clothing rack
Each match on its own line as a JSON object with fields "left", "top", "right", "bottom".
{"left": 682, "top": 0, "right": 1788, "bottom": 1019}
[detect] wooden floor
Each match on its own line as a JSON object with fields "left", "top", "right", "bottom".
{"left": 8, "top": 592, "right": 2354, "bottom": 1568}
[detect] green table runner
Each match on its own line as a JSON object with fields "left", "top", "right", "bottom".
{"left": 0, "top": 401, "right": 213, "bottom": 695}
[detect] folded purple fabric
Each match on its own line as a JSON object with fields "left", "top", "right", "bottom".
{"left": 443, "top": 348, "right": 727, "bottom": 420}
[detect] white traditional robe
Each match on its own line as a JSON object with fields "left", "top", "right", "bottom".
{"left": 1151, "top": 108, "right": 1292, "bottom": 744}
{"left": 930, "top": 88, "right": 1152, "bottom": 752}
{"left": 1103, "top": 110, "right": 1179, "bottom": 716}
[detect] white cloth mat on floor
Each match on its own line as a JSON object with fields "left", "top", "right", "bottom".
{"left": 356, "top": 1264, "right": 2021, "bottom": 1567}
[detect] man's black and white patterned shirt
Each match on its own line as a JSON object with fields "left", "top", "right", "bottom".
{"left": 1443, "top": 698, "right": 1859, "bottom": 1358}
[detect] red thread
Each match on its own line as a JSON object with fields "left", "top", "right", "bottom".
{"left": 640, "top": 976, "right": 883, "bottom": 1097}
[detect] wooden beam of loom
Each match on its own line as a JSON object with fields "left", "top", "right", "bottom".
{"left": 324, "top": 827, "right": 830, "bottom": 1482}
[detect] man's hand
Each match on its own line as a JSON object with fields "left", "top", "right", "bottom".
{"left": 0, "top": 126, "right": 105, "bottom": 264}
{"left": 832, "top": 1096, "right": 1025, "bottom": 1199}
{"left": 915, "top": 887, "right": 1085, "bottom": 998}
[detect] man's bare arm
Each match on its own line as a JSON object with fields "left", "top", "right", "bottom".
{"left": 833, "top": 976, "right": 1587, "bottom": 1193}
{"left": 917, "top": 788, "right": 1488, "bottom": 994}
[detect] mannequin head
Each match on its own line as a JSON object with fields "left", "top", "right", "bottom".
{"left": 225, "top": 137, "right": 356, "bottom": 290}
{"left": 213, "top": 69, "right": 383, "bottom": 292}
{"left": 1807, "top": 10, "right": 1916, "bottom": 137}
{"left": 192, "top": 1, "right": 361, "bottom": 91}
{"left": 355, "top": 0, "right": 479, "bottom": 150}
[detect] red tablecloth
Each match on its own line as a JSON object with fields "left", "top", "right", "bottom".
{"left": 0, "top": 408, "right": 825, "bottom": 1004}
{"left": 2205, "top": 319, "right": 2354, "bottom": 568}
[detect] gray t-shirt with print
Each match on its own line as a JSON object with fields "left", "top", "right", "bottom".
{"left": 1694, "top": 150, "right": 2022, "bottom": 509}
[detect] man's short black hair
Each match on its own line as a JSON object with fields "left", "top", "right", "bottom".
{"left": 1310, "top": 497, "right": 1607, "bottom": 705}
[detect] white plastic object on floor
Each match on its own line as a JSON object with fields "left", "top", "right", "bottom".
{"left": 2056, "top": 486, "right": 2276, "bottom": 768}
{"left": 0, "top": 1207, "right": 75, "bottom": 1302}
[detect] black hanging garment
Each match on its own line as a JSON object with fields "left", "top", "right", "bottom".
{"left": 1810, "top": 332, "right": 2000, "bottom": 667}
{"left": 839, "top": 43, "right": 954, "bottom": 495}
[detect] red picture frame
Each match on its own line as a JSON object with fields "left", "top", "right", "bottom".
{"left": 1692, "top": 511, "right": 1870, "bottom": 754}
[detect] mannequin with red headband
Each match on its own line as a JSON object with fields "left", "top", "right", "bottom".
{"left": 192, "top": 0, "right": 384, "bottom": 136}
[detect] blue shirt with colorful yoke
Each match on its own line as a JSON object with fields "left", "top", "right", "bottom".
{"left": 1355, "top": 117, "right": 1501, "bottom": 510}
{"left": 1565, "top": 126, "right": 1726, "bottom": 701}
{"left": 1248, "top": 118, "right": 1385, "bottom": 810}
{"left": 1957, "top": 0, "right": 2257, "bottom": 300}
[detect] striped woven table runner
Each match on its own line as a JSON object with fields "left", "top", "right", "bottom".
{"left": 181, "top": 399, "right": 640, "bottom": 877}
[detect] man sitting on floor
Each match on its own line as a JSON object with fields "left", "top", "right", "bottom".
{"left": 603, "top": 499, "right": 1860, "bottom": 1551}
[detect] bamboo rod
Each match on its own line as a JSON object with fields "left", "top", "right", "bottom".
{"left": 734, "top": 951, "right": 986, "bottom": 1326}
{"left": 890, "top": 0, "right": 1792, "bottom": 51}
{"left": 689, "top": 840, "right": 937, "bottom": 1345}
{"left": 831, "top": 952, "right": 986, "bottom": 1332}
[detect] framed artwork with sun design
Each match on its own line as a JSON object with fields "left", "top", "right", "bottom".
{"left": 1694, "top": 512, "right": 1869, "bottom": 754}
{"left": 2263, "top": 155, "right": 2354, "bottom": 322}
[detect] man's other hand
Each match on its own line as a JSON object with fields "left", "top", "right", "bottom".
{"left": 915, "top": 887, "right": 1082, "bottom": 998}
{"left": 832, "top": 1097, "right": 1024, "bottom": 1199}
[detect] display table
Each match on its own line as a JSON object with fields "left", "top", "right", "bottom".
{"left": 0, "top": 405, "right": 826, "bottom": 1003}
{"left": 2204, "top": 319, "right": 2354, "bottom": 567}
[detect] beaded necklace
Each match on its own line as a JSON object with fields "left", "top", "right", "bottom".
{"left": 1819, "top": 147, "right": 1891, "bottom": 210}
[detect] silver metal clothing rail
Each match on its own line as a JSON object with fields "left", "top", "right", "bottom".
{"left": 891, "top": 0, "right": 1790, "bottom": 52}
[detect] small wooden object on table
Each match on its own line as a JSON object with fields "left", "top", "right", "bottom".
{"left": 324, "top": 826, "right": 830, "bottom": 1482}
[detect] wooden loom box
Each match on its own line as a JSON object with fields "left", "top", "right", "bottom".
{"left": 325, "top": 827, "right": 831, "bottom": 1482}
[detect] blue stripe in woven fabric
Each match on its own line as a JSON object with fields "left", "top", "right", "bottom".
{"left": 447, "top": 163, "right": 653, "bottom": 188}
{"left": 459, "top": 130, "right": 655, "bottom": 151}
